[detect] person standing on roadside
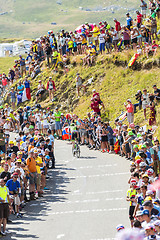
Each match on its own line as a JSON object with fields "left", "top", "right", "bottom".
{"left": 124, "top": 99, "right": 134, "bottom": 124}
{"left": 0, "top": 179, "right": 10, "bottom": 236}
{"left": 26, "top": 149, "right": 37, "bottom": 200}
{"left": 19, "top": 55, "right": 26, "bottom": 78}
{"left": 54, "top": 107, "right": 62, "bottom": 139}
{"left": 46, "top": 77, "right": 56, "bottom": 102}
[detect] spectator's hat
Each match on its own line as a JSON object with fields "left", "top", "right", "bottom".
{"left": 133, "top": 144, "right": 139, "bottom": 149}
{"left": 9, "top": 140, "right": 14, "bottom": 144}
{"left": 130, "top": 179, "right": 137, "bottom": 185}
{"left": 76, "top": 73, "right": 80, "bottom": 75}
{"left": 127, "top": 99, "right": 131, "bottom": 102}
{"left": 16, "top": 159, "right": 22, "bottom": 163}
{"left": 153, "top": 220, "right": 160, "bottom": 226}
{"left": 116, "top": 224, "right": 125, "bottom": 232}
{"left": 12, "top": 172, "right": 18, "bottom": 176}
{"left": 142, "top": 174, "right": 149, "bottom": 179}
{"left": 17, "top": 151, "right": 22, "bottom": 155}
{"left": 49, "top": 76, "right": 52, "bottom": 79}
{"left": 144, "top": 196, "right": 152, "bottom": 201}
{"left": 142, "top": 209, "right": 150, "bottom": 216}
{"left": 128, "top": 131, "right": 134, "bottom": 136}
{"left": 39, "top": 80, "right": 41, "bottom": 82}
{"left": 29, "top": 149, "right": 34, "bottom": 153}
{"left": 45, "top": 155, "right": 50, "bottom": 160}
{"left": 147, "top": 168, "right": 154, "bottom": 176}
{"left": 141, "top": 144, "right": 147, "bottom": 148}
{"left": 139, "top": 162, "right": 147, "bottom": 167}
{"left": 34, "top": 149, "right": 38, "bottom": 153}
{"left": 29, "top": 137, "right": 34, "bottom": 143}
{"left": 136, "top": 210, "right": 143, "bottom": 217}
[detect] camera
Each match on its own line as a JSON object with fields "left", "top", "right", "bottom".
{"left": 13, "top": 190, "right": 18, "bottom": 195}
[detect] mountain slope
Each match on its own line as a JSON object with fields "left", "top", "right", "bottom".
{"left": 0, "top": 0, "right": 139, "bottom": 38}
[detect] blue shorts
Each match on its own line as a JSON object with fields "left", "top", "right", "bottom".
{"left": 55, "top": 121, "right": 61, "bottom": 130}
{"left": 99, "top": 43, "right": 105, "bottom": 52}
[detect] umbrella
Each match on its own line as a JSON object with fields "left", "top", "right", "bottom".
{"left": 75, "top": 24, "right": 94, "bottom": 33}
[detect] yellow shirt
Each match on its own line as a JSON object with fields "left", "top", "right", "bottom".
{"left": 0, "top": 166, "right": 4, "bottom": 173}
{"left": 35, "top": 156, "right": 43, "bottom": 174}
{"left": 93, "top": 26, "right": 100, "bottom": 38}
{"left": 0, "top": 186, "right": 9, "bottom": 203}
{"left": 89, "top": 48, "right": 96, "bottom": 56}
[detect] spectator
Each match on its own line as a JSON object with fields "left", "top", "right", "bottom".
{"left": 153, "top": 84, "right": 160, "bottom": 103}
{"left": 126, "top": 13, "right": 133, "bottom": 30}
{"left": 141, "top": 89, "right": 150, "bottom": 120}
{"left": 124, "top": 99, "right": 134, "bottom": 124}
{"left": 54, "top": 107, "right": 62, "bottom": 139}
{"left": 36, "top": 80, "right": 45, "bottom": 103}
{"left": 136, "top": 10, "right": 143, "bottom": 28}
{"left": 76, "top": 73, "right": 86, "bottom": 97}
{"left": 140, "top": 0, "right": 147, "bottom": 18}
{"left": 6, "top": 172, "right": 21, "bottom": 218}
{"left": 0, "top": 179, "right": 10, "bottom": 236}
{"left": 46, "top": 77, "right": 56, "bottom": 102}
{"left": 19, "top": 55, "right": 26, "bottom": 78}
{"left": 148, "top": 95, "right": 156, "bottom": 126}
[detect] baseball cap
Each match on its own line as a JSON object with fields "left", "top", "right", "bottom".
{"left": 16, "top": 159, "right": 22, "bottom": 163}
{"left": 136, "top": 210, "right": 143, "bottom": 217}
{"left": 144, "top": 196, "right": 152, "bottom": 202}
{"left": 153, "top": 220, "right": 160, "bottom": 226}
{"left": 45, "top": 155, "right": 50, "bottom": 160}
{"left": 13, "top": 172, "right": 18, "bottom": 176}
{"left": 116, "top": 224, "right": 125, "bottom": 231}
{"left": 133, "top": 145, "right": 139, "bottom": 149}
{"left": 9, "top": 140, "right": 14, "bottom": 144}
{"left": 142, "top": 174, "right": 149, "bottom": 179}
{"left": 130, "top": 179, "right": 137, "bottom": 185}
{"left": 128, "top": 131, "right": 134, "bottom": 136}
{"left": 139, "top": 162, "right": 147, "bottom": 167}
{"left": 142, "top": 209, "right": 149, "bottom": 216}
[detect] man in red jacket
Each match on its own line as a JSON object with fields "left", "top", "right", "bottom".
{"left": 136, "top": 10, "right": 143, "bottom": 29}
{"left": 114, "top": 18, "right": 121, "bottom": 32}
{"left": 46, "top": 77, "right": 56, "bottom": 102}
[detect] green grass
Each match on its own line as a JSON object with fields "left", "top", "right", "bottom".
{"left": 0, "top": 56, "right": 18, "bottom": 73}
{"left": 0, "top": 0, "right": 139, "bottom": 38}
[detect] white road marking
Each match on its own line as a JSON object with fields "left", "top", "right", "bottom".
{"left": 51, "top": 197, "right": 123, "bottom": 205}
{"left": 79, "top": 164, "right": 117, "bottom": 169}
{"left": 66, "top": 172, "right": 129, "bottom": 179}
{"left": 72, "top": 189, "right": 123, "bottom": 196}
{"left": 57, "top": 234, "right": 65, "bottom": 239}
{"left": 47, "top": 208, "right": 127, "bottom": 215}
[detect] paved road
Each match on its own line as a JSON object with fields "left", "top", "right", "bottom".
{"left": 5, "top": 140, "right": 130, "bottom": 240}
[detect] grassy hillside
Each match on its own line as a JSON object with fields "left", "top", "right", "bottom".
{"left": 0, "top": 0, "right": 139, "bottom": 38}
{"left": 2, "top": 49, "right": 160, "bottom": 138}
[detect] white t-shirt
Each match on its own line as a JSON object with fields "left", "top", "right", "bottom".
{"left": 4, "top": 122, "right": 10, "bottom": 134}
{"left": 99, "top": 34, "right": 105, "bottom": 43}
{"left": 35, "top": 113, "right": 41, "bottom": 122}
{"left": 112, "top": 30, "right": 118, "bottom": 40}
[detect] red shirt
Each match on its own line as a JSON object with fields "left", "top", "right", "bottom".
{"left": 91, "top": 101, "right": 100, "bottom": 113}
{"left": 152, "top": 44, "right": 159, "bottom": 49}
{"left": 126, "top": 103, "right": 133, "bottom": 113}
{"left": 137, "top": 14, "right": 143, "bottom": 23}
{"left": 93, "top": 92, "right": 100, "bottom": 101}
{"left": 115, "top": 21, "right": 121, "bottom": 32}
{"left": 2, "top": 78, "right": 7, "bottom": 86}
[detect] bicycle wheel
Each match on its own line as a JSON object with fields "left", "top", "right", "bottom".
{"left": 72, "top": 146, "right": 76, "bottom": 157}
{"left": 76, "top": 149, "right": 80, "bottom": 158}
